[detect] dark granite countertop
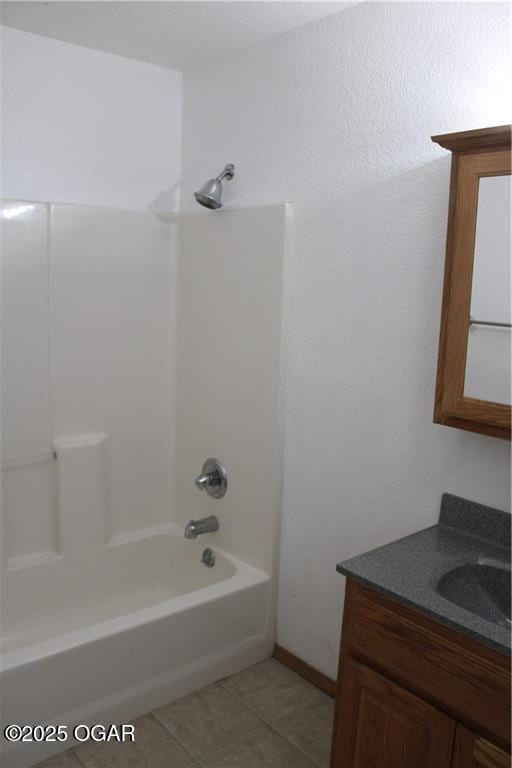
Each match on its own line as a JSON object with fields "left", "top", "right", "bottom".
{"left": 337, "top": 494, "right": 511, "bottom": 655}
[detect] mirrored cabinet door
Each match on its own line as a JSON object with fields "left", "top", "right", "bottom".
{"left": 464, "top": 175, "right": 511, "bottom": 405}
{"left": 432, "top": 126, "right": 511, "bottom": 440}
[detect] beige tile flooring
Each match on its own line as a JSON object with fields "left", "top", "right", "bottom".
{"left": 35, "top": 659, "right": 334, "bottom": 768}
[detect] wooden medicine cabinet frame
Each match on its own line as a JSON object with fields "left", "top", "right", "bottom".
{"left": 432, "top": 125, "right": 511, "bottom": 440}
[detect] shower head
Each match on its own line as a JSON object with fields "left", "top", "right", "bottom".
{"left": 194, "top": 164, "right": 235, "bottom": 209}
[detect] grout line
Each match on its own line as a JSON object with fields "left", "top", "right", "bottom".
{"left": 267, "top": 721, "right": 327, "bottom": 768}
{"left": 192, "top": 721, "right": 325, "bottom": 768}
{"left": 218, "top": 664, "right": 331, "bottom": 767}
{"left": 147, "top": 711, "right": 196, "bottom": 766}
{"left": 269, "top": 705, "right": 332, "bottom": 768}
{"left": 219, "top": 664, "right": 329, "bottom": 727}
{"left": 217, "top": 683, "right": 273, "bottom": 724}
{"left": 71, "top": 747, "right": 88, "bottom": 767}
{"left": 195, "top": 726, "right": 271, "bottom": 766}
{"left": 216, "top": 680, "right": 268, "bottom": 723}
{"left": 151, "top": 685, "right": 268, "bottom": 763}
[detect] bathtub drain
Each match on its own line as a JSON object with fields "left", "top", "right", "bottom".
{"left": 201, "top": 548, "right": 216, "bottom": 568}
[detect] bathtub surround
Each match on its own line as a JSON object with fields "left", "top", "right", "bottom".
{"left": 180, "top": 1, "right": 512, "bottom": 678}
{"left": 176, "top": 205, "right": 290, "bottom": 576}
{"left": 0, "top": 203, "right": 288, "bottom": 767}
{"left": 0, "top": 26, "right": 182, "bottom": 210}
{"left": 1, "top": 204, "right": 175, "bottom": 565}
{"left": 1, "top": 203, "right": 56, "bottom": 562}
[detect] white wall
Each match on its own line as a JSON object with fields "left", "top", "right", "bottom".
{"left": 181, "top": 1, "right": 512, "bottom": 678}
{"left": 0, "top": 26, "right": 182, "bottom": 210}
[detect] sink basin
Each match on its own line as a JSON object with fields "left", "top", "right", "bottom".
{"left": 435, "top": 563, "right": 511, "bottom": 628}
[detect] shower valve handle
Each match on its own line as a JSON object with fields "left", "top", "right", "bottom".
{"left": 195, "top": 472, "right": 216, "bottom": 489}
{"left": 193, "top": 458, "right": 227, "bottom": 499}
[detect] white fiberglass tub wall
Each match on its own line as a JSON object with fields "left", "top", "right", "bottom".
{"left": 0, "top": 202, "right": 288, "bottom": 767}
{"left": 176, "top": 205, "right": 290, "bottom": 576}
{"left": 1, "top": 202, "right": 175, "bottom": 562}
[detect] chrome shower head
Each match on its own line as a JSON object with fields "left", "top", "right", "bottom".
{"left": 194, "top": 164, "right": 235, "bottom": 209}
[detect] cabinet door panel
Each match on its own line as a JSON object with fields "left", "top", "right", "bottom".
{"left": 452, "top": 726, "right": 510, "bottom": 768}
{"left": 332, "top": 659, "right": 455, "bottom": 768}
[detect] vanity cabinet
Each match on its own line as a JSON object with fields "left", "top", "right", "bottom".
{"left": 330, "top": 581, "right": 511, "bottom": 768}
{"left": 337, "top": 659, "right": 455, "bottom": 767}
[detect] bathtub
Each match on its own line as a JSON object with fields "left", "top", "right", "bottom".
{"left": 0, "top": 530, "right": 273, "bottom": 767}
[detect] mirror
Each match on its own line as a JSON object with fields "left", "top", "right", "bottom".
{"left": 432, "top": 125, "right": 511, "bottom": 440}
{"left": 464, "top": 175, "right": 511, "bottom": 405}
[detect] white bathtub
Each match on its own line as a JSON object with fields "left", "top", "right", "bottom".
{"left": 0, "top": 531, "right": 273, "bottom": 767}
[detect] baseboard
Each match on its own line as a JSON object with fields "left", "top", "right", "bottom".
{"left": 273, "top": 644, "right": 336, "bottom": 698}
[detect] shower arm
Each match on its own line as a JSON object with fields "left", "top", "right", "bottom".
{"left": 216, "top": 164, "right": 235, "bottom": 182}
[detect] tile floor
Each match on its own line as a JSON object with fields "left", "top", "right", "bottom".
{"left": 35, "top": 658, "right": 334, "bottom": 768}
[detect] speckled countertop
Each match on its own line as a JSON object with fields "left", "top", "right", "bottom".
{"left": 337, "top": 494, "right": 511, "bottom": 655}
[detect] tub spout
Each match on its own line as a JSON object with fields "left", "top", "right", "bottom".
{"left": 184, "top": 515, "right": 219, "bottom": 539}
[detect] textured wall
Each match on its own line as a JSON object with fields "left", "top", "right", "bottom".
{"left": 1, "top": 26, "right": 182, "bottom": 210}
{"left": 181, "top": 2, "right": 512, "bottom": 677}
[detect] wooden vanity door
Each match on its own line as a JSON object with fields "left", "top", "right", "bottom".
{"left": 332, "top": 659, "right": 455, "bottom": 767}
{"left": 452, "top": 727, "right": 511, "bottom": 768}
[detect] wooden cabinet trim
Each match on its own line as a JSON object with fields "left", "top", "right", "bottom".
{"left": 474, "top": 738, "right": 512, "bottom": 768}
{"left": 441, "top": 151, "right": 511, "bottom": 425}
{"left": 432, "top": 127, "right": 511, "bottom": 440}
{"left": 431, "top": 125, "right": 511, "bottom": 153}
{"left": 452, "top": 727, "right": 511, "bottom": 768}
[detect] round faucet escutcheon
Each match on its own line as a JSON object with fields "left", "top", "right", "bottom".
{"left": 193, "top": 458, "right": 227, "bottom": 499}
